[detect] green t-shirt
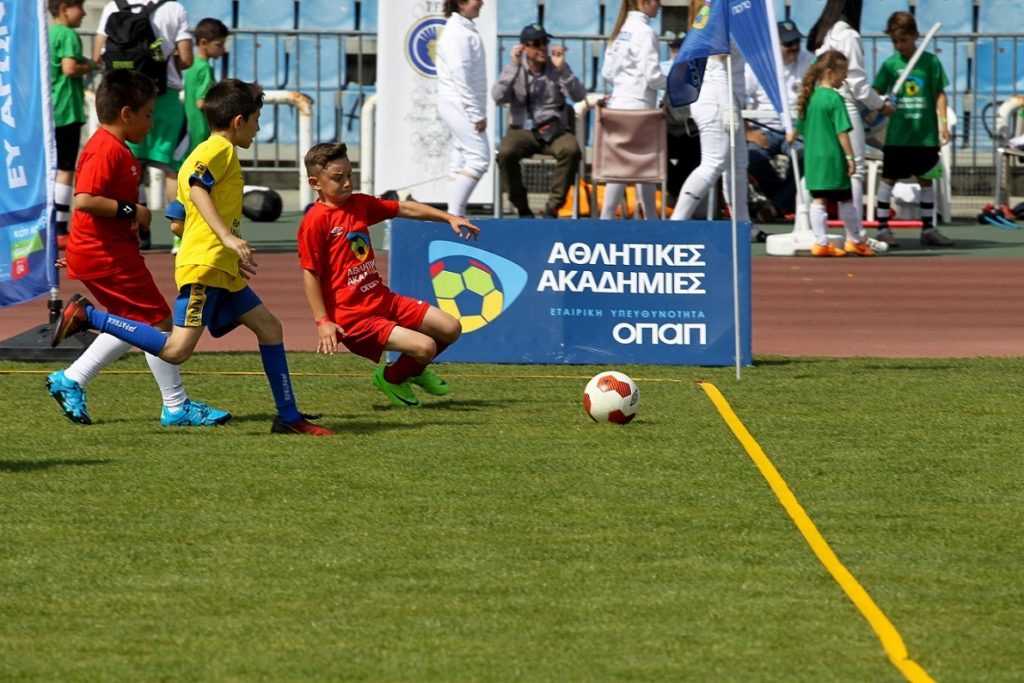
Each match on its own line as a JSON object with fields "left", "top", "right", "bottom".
{"left": 184, "top": 56, "right": 215, "bottom": 155}
{"left": 49, "top": 23, "right": 85, "bottom": 127}
{"left": 797, "top": 86, "right": 852, "bottom": 192}
{"left": 872, "top": 51, "right": 948, "bottom": 147}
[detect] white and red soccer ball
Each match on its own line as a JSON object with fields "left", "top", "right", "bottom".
{"left": 583, "top": 371, "right": 639, "bottom": 424}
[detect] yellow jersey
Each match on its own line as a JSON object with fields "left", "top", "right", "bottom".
{"left": 175, "top": 134, "right": 246, "bottom": 291}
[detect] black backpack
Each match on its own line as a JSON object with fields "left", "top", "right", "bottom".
{"left": 101, "top": 0, "right": 171, "bottom": 93}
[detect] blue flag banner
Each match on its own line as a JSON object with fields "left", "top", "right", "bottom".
{"left": 729, "top": 0, "right": 792, "bottom": 130}
{"left": 389, "top": 219, "right": 752, "bottom": 366}
{"left": 0, "top": 0, "right": 56, "bottom": 309}
{"left": 667, "top": 0, "right": 730, "bottom": 107}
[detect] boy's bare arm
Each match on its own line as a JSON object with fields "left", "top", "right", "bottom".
{"left": 936, "top": 90, "right": 950, "bottom": 143}
{"left": 396, "top": 200, "right": 480, "bottom": 240}
{"left": 302, "top": 269, "right": 343, "bottom": 354}
{"left": 74, "top": 193, "right": 151, "bottom": 229}
{"left": 189, "top": 183, "right": 254, "bottom": 265}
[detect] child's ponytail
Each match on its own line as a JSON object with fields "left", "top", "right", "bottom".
{"left": 796, "top": 49, "right": 848, "bottom": 119}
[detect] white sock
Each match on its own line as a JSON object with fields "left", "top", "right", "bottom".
{"left": 837, "top": 200, "right": 864, "bottom": 242}
{"left": 637, "top": 184, "right": 657, "bottom": 220}
{"left": 145, "top": 332, "right": 186, "bottom": 411}
{"left": 851, "top": 177, "right": 864, "bottom": 222}
{"left": 55, "top": 182, "right": 73, "bottom": 229}
{"left": 810, "top": 203, "right": 829, "bottom": 245}
{"left": 447, "top": 173, "right": 478, "bottom": 217}
{"left": 600, "top": 183, "right": 626, "bottom": 219}
{"left": 63, "top": 333, "right": 131, "bottom": 387}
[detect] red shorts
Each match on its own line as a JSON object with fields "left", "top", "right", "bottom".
{"left": 336, "top": 290, "right": 430, "bottom": 362}
{"left": 80, "top": 267, "right": 171, "bottom": 325}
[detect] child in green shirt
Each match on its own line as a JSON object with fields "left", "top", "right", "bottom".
{"left": 48, "top": 0, "right": 95, "bottom": 242}
{"left": 790, "top": 50, "right": 875, "bottom": 257}
{"left": 871, "top": 11, "right": 952, "bottom": 248}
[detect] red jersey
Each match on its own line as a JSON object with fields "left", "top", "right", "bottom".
{"left": 65, "top": 127, "right": 145, "bottom": 280}
{"left": 297, "top": 195, "right": 400, "bottom": 325}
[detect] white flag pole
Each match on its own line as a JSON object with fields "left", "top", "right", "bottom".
{"left": 726, "top": 50, "right": 741, "bottom": 380}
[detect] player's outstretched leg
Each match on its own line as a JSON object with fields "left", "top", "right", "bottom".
{"left": 409, "top": 368, "right": 450, "bottom": 396}
{"left": 161, "top": 399, "right": 232, "bottom": 427}
{"left": 50, "top": 294, "right": 92, "bottom": 347}
{"left": 45, "top": 370, "right": 91, "bottom": 425}
{"left": 373, "top": 367, "right": 421, "bottom": 407}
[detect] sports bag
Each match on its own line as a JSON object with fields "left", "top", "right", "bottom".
{"left": 101, "top": 0, "right": 171, "bottom": 93}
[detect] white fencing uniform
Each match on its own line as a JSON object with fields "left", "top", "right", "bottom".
{"left": 436, "top": 12, "right": 489, "bottom": 216}
{"left": 816, "top": 20, "right": 886, "bottom": 216}
{"left": 599, "top": 10, "right": 666, "bottom": 220}
{"left": 670, "top": 47, "right": 750, "bottom": 225}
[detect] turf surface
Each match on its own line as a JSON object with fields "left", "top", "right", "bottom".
{"left": 1, "top": 354, "right": 1021, "bottom": 681}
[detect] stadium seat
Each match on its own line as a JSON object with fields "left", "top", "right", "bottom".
{"left": 311, "top": 89, "right": 341, "bottom": 144}
{"left": 337, "top": 85, "right": 376, "bottom": 149}
{"left": 931, "top": 37, "right": 969, "bottom": 92}
{"left": 773, "top": 0, "right": 787, "bottom": 23}
{"left": 544, "top": 0, "right": 601, "bottom": 36}
{"left": 497, "top": 0, "right": 538, "bottom": 34}
{"left": 976, "top": 0, "right": 1024, "bottom": 33}
{"left": 786, "top": 0, "right": 826, "bottom": 40}
{"left": 860, "top": 0, "right": 911, "bottom": 35}
{"left": 974, "top": 39, "right": 1024, "bottom": 96}
{"left": 298, "top": 0, "right": 357, "bottom": 31}
{"left": 360, "top": 0, "right": 378, "bottom": 32}
{"left": 292, "top": 35, "right": 347, "bottom": 92}
{"left": 176, "top": 0, "right": 233, "bottom": 27}
{"left": 913, "top": 0, "right": 973, "bottom": 34}
{"left": 235, "top": 0, "right": 294, "bottom": 29}
{"left": 229, "top": 33, "right": 292, "bottom": 90}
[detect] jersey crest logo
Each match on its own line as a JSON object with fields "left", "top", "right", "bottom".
{"left": 405, "top": 15, "right": 446, "bottom": 78}
{"left": 427, "top": 242, "right": 527, "bottom": 334}
{"left": 347, "top": 231, "right": 371, "bottom": 261}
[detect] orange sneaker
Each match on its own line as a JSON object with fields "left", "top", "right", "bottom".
{"left": 844, "top": 240, "right": 876, "bottom": 256}
{"left": 811, "top": 242, "right": 846, "bottom": 257}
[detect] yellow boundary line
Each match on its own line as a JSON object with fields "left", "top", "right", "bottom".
{"left": 697, "top": 381, "right": 934, "bottom": 683}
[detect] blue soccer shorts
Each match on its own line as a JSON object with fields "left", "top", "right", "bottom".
{"left": 173, "top": 283, "right": 263, "bottom": 338}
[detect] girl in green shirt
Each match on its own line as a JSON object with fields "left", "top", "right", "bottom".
{"left": 790, "top": 50, "right": 875, "bottom": 257}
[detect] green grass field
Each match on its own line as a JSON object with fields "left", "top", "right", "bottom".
{"left": 1, "top": 354, "right": 1022, "bottom": 681}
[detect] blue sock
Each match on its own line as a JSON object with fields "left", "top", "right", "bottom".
{"left": 259, "top": 343, "right": 301, "bottom": 423}
{"left": 86, "top": 306, "right": 168, "bottom": 356}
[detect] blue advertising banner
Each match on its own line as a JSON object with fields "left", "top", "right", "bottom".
{"left": 0, "top": 0, "right": 55, "bottom": 308}
{"left": 389, "top": 219, "right": 751, "bottom": 366}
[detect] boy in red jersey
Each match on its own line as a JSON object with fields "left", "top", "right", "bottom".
{"left": 47, "top": 70, "right": 228, "bottom": 426}
{"left": 298, "top": 142, "right": 480, "bottom": 407}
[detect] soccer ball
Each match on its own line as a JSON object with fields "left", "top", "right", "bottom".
{"left": 431, "top": 257, "right": 504, "bottom": 333}
{"left": 583, "top": 371, "right": 639, "bottom": 424}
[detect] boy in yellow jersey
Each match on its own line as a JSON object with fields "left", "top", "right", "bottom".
{"left": 52, "top": 79, "right": 332, "bottom": 436}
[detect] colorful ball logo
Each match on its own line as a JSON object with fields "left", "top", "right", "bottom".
{"left": 406, "top": 16, "right": 446, "bottom": 78}
{"left": 347, "top": 231, "right": 370, "bottom": 261}
{"left": 902, "top": 76, "right": 923, "bottom": 97}
{"left": 427, "top": 241, "right": 528, "bottom": 334}
{"left": 430, "top": 256, "right": 504, "bottom": 333}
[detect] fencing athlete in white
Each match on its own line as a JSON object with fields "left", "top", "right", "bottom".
{"left": 808, "top": 0, "right": 896, "bottom": 217}
{"left": 436, "top": 0, "right": 489, "bottom": 217}
{"left": 670, "top": 47, "right": 751, "bottom": 233}
{"left": 599, "top": 0, "right": 666, "bottom": 220}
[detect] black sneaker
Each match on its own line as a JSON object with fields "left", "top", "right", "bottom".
{"left": 271, "top": 412, "right": 334, "bottom": 436}
{"left": 50, "top": 293, "right": 92, "bottom": 348}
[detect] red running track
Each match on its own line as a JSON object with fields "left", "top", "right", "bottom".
{"left": 2, "top": 252, "right": 1022, "bottom": 358}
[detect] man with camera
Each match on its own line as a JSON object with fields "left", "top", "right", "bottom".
{"left": 492, "top": 23, "right": 588, "bottom": 218}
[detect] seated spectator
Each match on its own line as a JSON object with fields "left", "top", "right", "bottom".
{"left": 492, "top": 23, "right": 588, "bottom": 218}
{"left": 744, "top": 19, "right": 812, "bottom": 219}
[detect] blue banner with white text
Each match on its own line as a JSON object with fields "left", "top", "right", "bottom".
{"left": 0, "top": 0, "right": 55, "bottom": 308}
{"left": 389, "top": 220, "right": 751, "bottom": 366}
